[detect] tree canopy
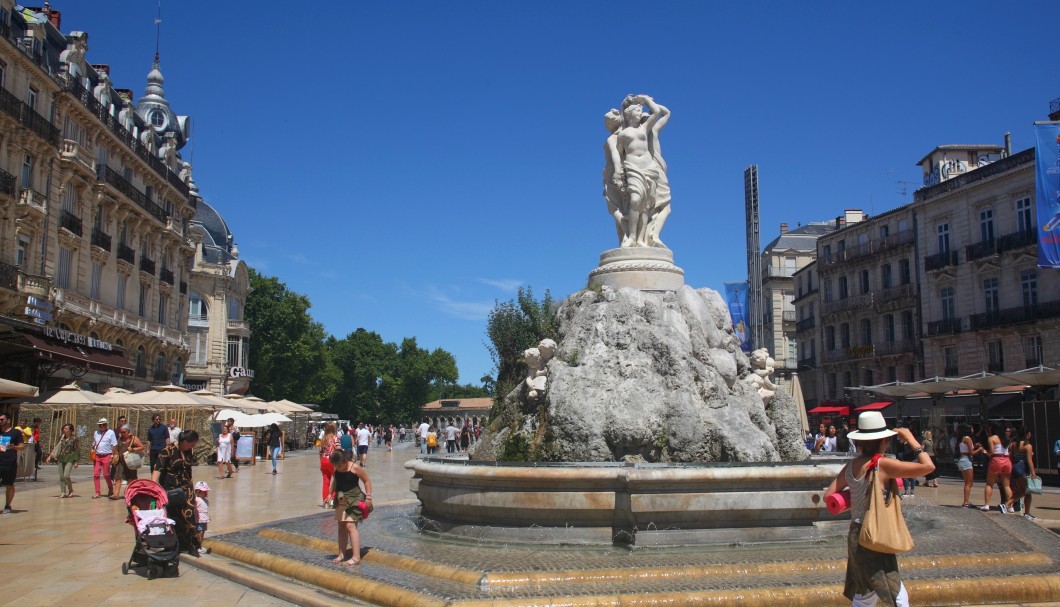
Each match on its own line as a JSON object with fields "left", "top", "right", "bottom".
{"left": 485, "top": 286, "right": 559, "bottom": 401}
{"left": 245, "top": 269, "right": 485, "bottom": 423}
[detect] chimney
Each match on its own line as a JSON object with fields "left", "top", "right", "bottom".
{"left": 845, "top": 209, "right": 865, "bottom": 224}
{"left": 43, "top": 4, "right": 60, "bottom": 29}
{"left": 780, "top": 223, "right": 789, "bottom": 234}
{"left": 1004, "top": 132, "right": 1012, "bottom": 157}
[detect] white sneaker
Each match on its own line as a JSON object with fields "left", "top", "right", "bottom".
{"left": 999, "top": 504, "right": 1008, "bottom": 514}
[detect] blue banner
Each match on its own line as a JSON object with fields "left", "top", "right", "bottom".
{"left": 724, "top": 282, "right": 751, "bottom": 352}
{"left": 1035, "top": 124, "right": 1060, "bottom": 268}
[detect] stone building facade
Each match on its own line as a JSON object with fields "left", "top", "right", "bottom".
{"left": 0, "top": 3, "right": 247, "bottom": 394}
{"left": 758, "top": 221, "right": 836, "bottom": 386}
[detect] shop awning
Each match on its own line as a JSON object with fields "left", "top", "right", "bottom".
{"left": 855, "top": 401, "right": 894, "bottom": 412}
{"left": 0, "top": 377, "right": 38, "bottom": 398}
{"left": 24, "top": 334, "right": 133, "bottom": 376}
{"left": 807, "top": 405, "right": 850, "bottom": 415}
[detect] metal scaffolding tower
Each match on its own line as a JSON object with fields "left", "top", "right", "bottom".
{"left": 744, "top": 165, "right": 764, "bottom": 352}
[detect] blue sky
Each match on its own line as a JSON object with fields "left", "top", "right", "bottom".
{"left": 58, "top": 1, "right": 1057, "bottom": 384}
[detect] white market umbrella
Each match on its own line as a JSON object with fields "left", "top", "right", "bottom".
{"left": 198, "top": 390, "right": 257, "bottom": 413}
{"left": 269, "top": 398, "right": 313, "bottom": 413}
{"left": 41, "top": 382, "right": 102, "bottom": 405}
{"left": 257, "top": 412, "right": 292, "bottom": 425}
{"left": 99, "top": 384, "right": 215, "bottom": 407}
{"left": 211, "top": 409, "right": 256, "bottom": 427}
{"left": 790, "top": 372, "right": 810, "bottom": 436}
{"left": 0, "top": 377, "right": 39, "bottom": 399}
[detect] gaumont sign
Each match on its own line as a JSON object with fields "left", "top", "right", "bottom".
{"left": 228, "top": 366, "right": 255, "bottom": 379}
{"left": 44, "top": 326, "right": 114, "bottom": 351}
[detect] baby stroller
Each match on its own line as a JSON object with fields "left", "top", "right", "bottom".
{"left": 121, "top": 479, "right": 181, "bottom": 579}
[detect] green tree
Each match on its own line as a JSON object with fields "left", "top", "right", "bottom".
{"left": 245, "top": 269, "right": 335, "bottom": 403}
{"left": 485, "top": 286, "right": 559, "bottom": 401}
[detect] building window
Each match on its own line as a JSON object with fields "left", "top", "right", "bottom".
{"left": 898, "top": 259, "right": 911, "bottom": 285}
{"left": 822, "top": 244, "right": 831, "bottom": 258}
{"left": 1021, "top": 270, "right": 1038, "bottom": 308}
{"left": 879, "top": 225, "right": 890, "bottom": 239}
{"left": 20, "top": 154, "right": 33, "bottom": 188}
{"left": 902, "top": 310, "right": 914, "bottom": 340}
{"left": 189, "top": 292, "right": 208, "bottom": 323}
{"left": 1024, "top": 335, "right": 1042, "bottom": 368}
{"left": 825, "top": 325, "right": 835, "bottom": 351}
{"left": 1016, "top": 197, "right": 1033, "bottom": 233}
{"left": 158, "top": 293, "right": 168, "bottom": 326}
{"left": 16, "top": 235, "right": 30, "bottom": 267}
{"left": 189, "top": 328, "right": 208, "bottom": 365}
{"left": 843, "top": 371, "right": 852, "bottom": 392}
{"left": 886, "top": 367, "right": 897, "bottom": 383}
{"left": 787, "top": 339, "right": 797, "bottom": 363}
{"left": 116, "top": 274, "right": 127, "bottom": 310}
{"left": 983, "top": 278, "right": 999, "bottom": 314}
{"left": 838, "top": 276, "right": 848, "bottom": 300}
{"left": 135, "top": 346, "right": 146, "bottom": 376}
{"left": 987, "top": 340, "right": 1004, "bottom": 373}
{"left": 884, "top": 314, "right": 895, "bottom": 342}
{"left": 27, "top": 86, "right": 37, "bottom": 111}
{"left": 174, "top": 357, "right": 184, "bottom": 384}
{"left": 56, "top": 246, "right": 73, "bottom": 289}
{"left": 979, "top": 208, "right": 994, "bottom": 242}
{"left": 937, "top": 223, "right": 950, "bottom": 253}
{"left": 944, "top": 347, "right": 958, "bottom": 376}
{"left": 859, "top": 270, "right": 870, "bottom": 294}
{"left": 881, "top": 264, "right": 892, "bottom": 289}
{"left": 863, "top": 369, "right": 874, "bottom": 386}
{"left": 827, "top": 373, "right": 836, "bottom": 400}
{"left": 898, "top": 218, "right": 909, "bottom": 232}
{"left": 823, "top": 279, "right": 833, "bottom": 303}
{"left": 139, "top": 283, "right": 149, "bottom": 318}
{"left": 905, "top": 364, "right": 915, "bottom": 382}
{"left": 840, "top": 323, "right": 850, "bottom": 349}
{"left": 860, "top": 318, "right": 872, "bottom": 346}
{"left": 228, "top": 297, "right": 242, "bottom": 321}
{"left": 155, "top": 352, "right": 166, "bottom": 380}
{"left": 941, "top": 287, "right": 956, "bottom": 320}
{"left": 90, "top": 262, "right": 102, "bottom": 300}
{"left": 227, "top": 336, "right": 239, "bottom": 367}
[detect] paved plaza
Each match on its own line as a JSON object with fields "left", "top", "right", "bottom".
{"left": 1, "top": 440, "right": 1059, "bottom": 607}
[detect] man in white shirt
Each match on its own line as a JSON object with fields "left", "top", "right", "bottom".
{"left": 167, "top": 418, "right": 182, "bottom": 445}
{"left": 355, "top": 422, "right": 371, "bottom": 466}
{"left": 92, "top": 418, "right": 119, "bottom": 498}
{"left": 417, "top": 418, "right": 430, "bottom": 456}
{"left": 445, "top": 423, "right": 459, "bottom": 454}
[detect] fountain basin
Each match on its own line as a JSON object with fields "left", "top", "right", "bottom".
{"left": 408, "top": 457, "right": 850, "bottom": 545}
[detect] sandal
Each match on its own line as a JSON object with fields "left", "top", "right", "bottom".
{"left": 331, "top": 555, "right": 345, "bottom": 563}
{"left": 342, "top": 558, "right": 360, "bottom": 566}
{"left": 92, "top": 494, "right": 102, "bottom": 499}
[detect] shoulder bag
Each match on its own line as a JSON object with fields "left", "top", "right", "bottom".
{"left": 124, "top": 450, "right": 143, "bottom": 470}
{"left": 89, "top": 432, "right": 104, "bottom": 462}
{"left": 1027, "top": 476, "right": 1043, "bottom": 495}
{"left": 858, "top": 467, "right": 915, "bottom": 554}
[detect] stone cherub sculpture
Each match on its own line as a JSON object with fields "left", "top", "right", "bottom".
{"left": 523, "top": 338, "right": 557, "bottom": 401}
{"left": 604, "top": 94, "right": 671, "bottom": 249}
{"left": 744, "top": 348, "right": 778, "bottom": 405}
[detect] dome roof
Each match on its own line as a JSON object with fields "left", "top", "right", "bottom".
{"left": 191, "top": 199, "right": 235, "bottom": 264}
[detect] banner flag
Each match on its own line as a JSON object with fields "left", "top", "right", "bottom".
{"left": 724, "top": 282, "right": 751, "bottom": 352}
{"left": 1035, "top": 124, "right": 1060, "bottom": 268}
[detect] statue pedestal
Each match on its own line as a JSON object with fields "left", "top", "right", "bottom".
{"left": 588, "top": 247, "right": 685, "bottom": 291}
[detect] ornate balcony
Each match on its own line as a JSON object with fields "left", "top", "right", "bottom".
{"left": 796, "top": 317, "right": 816, "bottom": 333}
{"left": 179, "top": 281, "right": 187, "bottom": 295}
{"left": 17, "top": 272, "right": 50, "bottom": 298}
{"left": 782, "top": 310, "right": 796, "bottom": 322}
{"left": 139, "top": 256, "right": 156, "bottom": 276}
{"left": 117, "top": 242, "right": 135, "bottom": 265}
{"left": 0, "top": 85, "right": 58, "bottom": 145}
{"left": 0, "top": 261, "right": 17, "bottom": 290}
{"left": 874, "top": 339, "right": 917, "bottom": 357}
{"left": 18, "top": 187, "right": 47, "bottom": 215}
{"left": 98, "top": 165, "right": 168, "bottom": 223}
{"left": 764, "top": 266, "right": 797, "bottom": 278}
{"left": 926, "top": 318, "right": 962, "bottom": 336}
{"left": 59, "top": 210, "right": 83, "bottom": 236}
{"left": 797, "top": 355, "right": 816, "bottom": 371}
{"left": 924, "top": 250, "right": 959, "bottom": 272}
{"left": 91, "top": 228, "right": 112, "bottom": 252}
{"left": 0, "top": 168, "right": 15, "bottom": 196}
{"left": 843, "top": 344, "right": 875, "bottom": 361}
{"left": 822, "top": 293, "right": 872, "bottom": 316}
{"left": 60, "top": 140, "right": 95, "bottom": 173}
{"left": 969, "top": 300, "right": 1060, "bottom": 330}
{"left": 874, "top": 284, "right": 915, "bottom": 307}
{"left": 159, "top": 268, "right": 174, "bottom": 285}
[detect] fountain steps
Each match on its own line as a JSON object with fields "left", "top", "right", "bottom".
{"left": 193, "top": 505, "right": 1060, "bottom": 607}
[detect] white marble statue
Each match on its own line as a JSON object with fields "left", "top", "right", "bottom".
{"left": 523, "top": 338, "right": 558, "bottom": 401}
{"left": 605, "top": 94, "right": 671, "bottom": 249}
{"left": 744, "top": 348, "right": 778, "bottom": 406}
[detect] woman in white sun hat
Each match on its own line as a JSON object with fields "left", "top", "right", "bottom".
{"left": 825, "top": 411, "right": 935, "bottom": 607}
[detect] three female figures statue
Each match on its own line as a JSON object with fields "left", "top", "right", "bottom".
{"left": 604, "top": 94, "right": 671, "bottom": 249}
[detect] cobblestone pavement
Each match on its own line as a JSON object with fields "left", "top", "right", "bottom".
{"left": 2, "top": 439, "right": 1059, "bottom": 607}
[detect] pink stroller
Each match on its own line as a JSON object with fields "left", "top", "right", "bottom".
{"left": 121, "top": 479, "right": 181, "bottom": 579}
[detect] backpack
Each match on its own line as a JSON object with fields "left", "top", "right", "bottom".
{"left": 427, "top": 433, "right": 437, "bottom": 447}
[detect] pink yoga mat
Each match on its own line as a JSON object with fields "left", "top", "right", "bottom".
{"left": 826, "top": 488, "right": 851, "bottom": 514}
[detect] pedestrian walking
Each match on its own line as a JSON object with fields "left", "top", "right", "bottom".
{"left": 91, "top": 418, "right": 118, "bottom": 499}
{"left": 825, "top": 411, "right": 934, "bottom": 607}
{"left": 328, "top": 449, "right": 372, "bottom": 566}
{"left": 0, "top": 413, "right": 24, "bottom": 513}
{"left": 146, "top": 415, "right": 169, "bottom": 472}
{"left": 46, "top": 423, "right": 79, "bottom": 497}
{"left": 266, "top": 423, "right": 282, "bottom": 474}
{"left": 216, "top": 424, "right": 235, "bottom": 479}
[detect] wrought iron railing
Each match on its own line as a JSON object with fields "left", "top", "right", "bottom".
{"left": 0, "top": 85, "right": 58, "bottom": 144}
{"left": 915, "top": 149, "right": 1035, "bottom": 202}
{"left": 99, "top": 165, "right": 168, "bottom": 223}
{"left": 821, "top": 293, "right": 873, "bottom": 316}
{"left": 924, "top": 250, "right": 959, "bottom": 272}
{"left": 874, "top": 284, "right": 915, "bottom": 306}
{"left": 159, "top": 268, "right": 174, "bottom": 285}
{"left": 91, "top": 228, "right": 111, "bottom": 252}
{"left": 987, "top": 362, "right": 1005, "bottom": 373}
{"left": 117, "top": 242, "right": 135, "bottom": 264}
{"left": 0, "top": 167, "right": 15, "bottom": 196}
{"left": 969, "top": 300, "right": 1060, "bottom": 330}
{"left": 926, "top": 318, "right": 962, "bottom": 336}
{"left": 60, "top": 74, "right": 191, "bottom": 201}
{"left": 179, "top": 281, "right": 187, "bottom": 295}
{"left": 964, "top": 230, "right": 1034, "bottom": 262}
{"left": 874, "top": 339, "right": 917, "bottom": 357}
{"left": 0, "top": 260, "right": 17, "bottom": 290}
{"left": 797, "top": 355, "right": 816, "bottom": 370}
{"left": 139, "top": 256, "right": 156, "bottom": 275}
{"left": 782, "top": 310, "right": 796, "bottom": 322}
{"left": 795, "top": 317, "right": 816, "bottom": 333}
{"left": 134, "top": 366, "right": 148, "bottom": 378}
{"left": 59, "top": 210, "right": 82, "bottom": 236}
{"left": 944, "top": 366, "right": 959, "bottom": 377}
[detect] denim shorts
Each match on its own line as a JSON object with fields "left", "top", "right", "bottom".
{"left": 957, "top": 456, "right": 973, "bottom": 472}
{"left": 196, "top": 523, "right": 208, "bottom": 533}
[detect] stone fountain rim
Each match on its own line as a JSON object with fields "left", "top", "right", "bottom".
{"left": 413, "top": 454, "right": 852, "bottom": 470}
